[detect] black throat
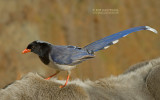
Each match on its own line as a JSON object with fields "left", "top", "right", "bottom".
{"left": 38, "top": 44, "right": 51, "bottom": 65}
{"left": 39, "top": 56, "right": 50, "bottom": 65}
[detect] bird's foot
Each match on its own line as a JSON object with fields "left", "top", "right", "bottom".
{"left": 45, "top": 71, "right": 60, "bottom": 80}
{"left": 59, "top": 85, "right": 66, "bottom": 88}
{"left": 59, "top": 74, "right": 70, "bottom": 88}
{"left": 45, "top": 77, "right": 51, "bottom": 80}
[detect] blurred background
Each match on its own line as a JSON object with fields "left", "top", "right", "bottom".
{"left": 0, "top": 0, "right": 160, "bottom": 88}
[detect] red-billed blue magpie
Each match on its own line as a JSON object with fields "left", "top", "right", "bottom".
{"left": 22, "top": 26, "right": 157, "bottom": 88}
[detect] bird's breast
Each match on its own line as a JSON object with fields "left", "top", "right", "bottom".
{"left": 48, "top": 61, "right": 76, "bottom": 71}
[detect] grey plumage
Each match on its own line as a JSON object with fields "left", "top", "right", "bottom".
{"left": 50, "top": 45, "right": 94, "bottom": 66}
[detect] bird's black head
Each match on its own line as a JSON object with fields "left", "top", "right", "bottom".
{"left": 22, "top": 40, "right": 51, "bottom": 57}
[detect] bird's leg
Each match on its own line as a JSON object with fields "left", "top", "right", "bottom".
{"left": 45, "top": 71, "right": 60, "bottom": 80}
{"left": 59, "top": 71, "right": 71, "bottom": 88}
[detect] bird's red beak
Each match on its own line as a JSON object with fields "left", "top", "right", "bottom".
{"left": 22, "top": 49, "right": 31, "bottom": 54}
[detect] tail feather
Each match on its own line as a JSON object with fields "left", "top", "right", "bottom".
{"left": 83, "top": 26, "right": 157, "bottom": 52}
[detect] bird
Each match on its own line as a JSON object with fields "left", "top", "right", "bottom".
{"left": 22, "top": 26, "right": 157, "bottom": 88}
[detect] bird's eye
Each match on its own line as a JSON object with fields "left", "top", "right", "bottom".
{"left": 31, "top": 46, "right": 35, "bottom": 49}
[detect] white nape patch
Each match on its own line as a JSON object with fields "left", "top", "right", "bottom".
{"left": 36, "top": 40, "right": 52, "bottom": 45}
{"left": 36, "top": 40, "right": 46, "bottom": 43}
{"left": 113, "top": 40, "right": 119, "bottom": 44}
{"left": 145, "top": 26, "right": 158, "bottom": 34}
{"left": 104, "top": 46, "right": 110, "bottom": 49}
{"left": 123, "top": 34, "right": 128, "bottom": 37}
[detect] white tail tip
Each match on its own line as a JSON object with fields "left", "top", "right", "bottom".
{"left": 145, "top": 26, "right": 158, "bottom": 34}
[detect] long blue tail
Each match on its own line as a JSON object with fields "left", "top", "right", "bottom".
{"left": 83, "top": 26, "right": 157, "bottom": 52}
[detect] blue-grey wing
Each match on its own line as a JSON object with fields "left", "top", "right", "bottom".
{"left": 50, "top": 45, "right": 94, "bottom": 65}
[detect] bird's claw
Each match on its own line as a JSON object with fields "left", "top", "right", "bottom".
{"left": 59, "top": 85, "right": 65, "bottom": 88}
{"left": 45, "top": 78, "right": 49, "bottom": 80}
